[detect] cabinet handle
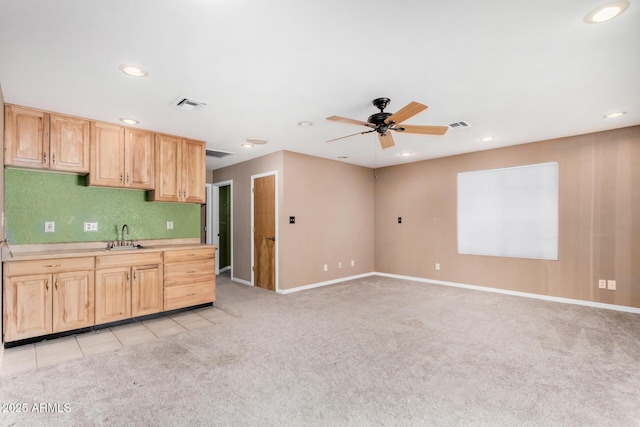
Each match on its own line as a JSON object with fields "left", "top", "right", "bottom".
{"left": 186, "top": 270, "right": 196, "bottom": 274}
{"left": 186, "top": 293, "right": 196, "bottom": 297}
{"left": 186, "top": 254, "right": 196, "bottom": 257}
{"left": 43, "top": 152, "right": 47, "bottom": 163}
{"left": 52, "top": 153, "right": 56, "bottom": 164}
{"left": 133, "top": 270, "right": 136, "bottom": 280}
{"left": 126, "top": 271, "right": 129, "bottom": 281}
{"left": 120, "top": 173, "right": 124, "bottom": 183}
{"left": 45, "top": 279, "right": 49, "bottom": 291}
{"left": 54, "top": 280, "right": 58, "bottom": 290}
{"left": 43, "top": 264, "right": 61, "bottom": 268}
{"left": 126, "top": 173, "right": 130, "bottom": 184}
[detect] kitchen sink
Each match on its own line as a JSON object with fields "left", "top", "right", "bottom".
{"left": 106, "top": 244, "right": 145, "bottom": 251}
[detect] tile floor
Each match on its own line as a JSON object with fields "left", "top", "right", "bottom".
{"left": 0, "top": 306, "right": 233, "bottom": 377}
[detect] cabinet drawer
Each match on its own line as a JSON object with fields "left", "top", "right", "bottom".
{"left": 96, "top": 251, "right": 163, "bottom": 269}
{"left": 164, "top": 259, "right": 214, "bottom": 287}
{"left": 4, "top": 257, "right": 94, "bottom": 276}
{"left": 164, "top": 247, "right": 214, "bottom": 263}
{"left": 164, "top": 282, "right": 215, "bottom": 311}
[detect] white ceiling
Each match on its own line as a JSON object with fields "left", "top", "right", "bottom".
{"left": 0, "top": 0, "right": 638, "bottom": 170}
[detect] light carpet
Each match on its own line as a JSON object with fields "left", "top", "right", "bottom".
{"left": 1, "top": 274, "right": 639, "bottom": 426}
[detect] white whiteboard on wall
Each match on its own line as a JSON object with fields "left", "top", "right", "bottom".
{"left": 457, "top": 162, "right": 558, "bottom": 260}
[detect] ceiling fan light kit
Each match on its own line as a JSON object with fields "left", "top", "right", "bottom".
{"left": 327, "top": 97, "right": 448, "bottom": 149}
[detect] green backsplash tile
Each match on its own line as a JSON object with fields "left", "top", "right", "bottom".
{"left": 5, "top": 168, "right": 200, "bottom": 244}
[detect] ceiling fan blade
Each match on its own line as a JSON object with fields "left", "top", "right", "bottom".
{"left": 385, "top": 102, "right": 428, "bottom": 125}
{"left": 398, "top": 124, "right": 449, "bottom": 135}
{"left": 378, "top": 132, "right": 395, "bottom": 149}
{"left": 327, "top": 116, "right": 375, "bottom": 128}
{"left": 326, "top": 129, "right": 375, "bottom": 143}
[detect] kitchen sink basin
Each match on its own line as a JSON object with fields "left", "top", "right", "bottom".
{"left": 107, "top": 244, "right": 145, "bottom": 251}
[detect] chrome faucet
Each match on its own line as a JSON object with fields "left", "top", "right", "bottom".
{"left": 120, "top": 224, "right": 130, "bottom": 247}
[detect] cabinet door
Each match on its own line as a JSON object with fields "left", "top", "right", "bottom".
{"left": 150, "top": 134, "right": 182, "bottom": 202}
{"left": 182, "top": 139, "right": 206, "bottom": 203}
{"left": 50, "top": 114, "right": 90, "bottom": 173}
{"left": 124, "top": 128, "right": 155, "bottom": 189}
{"left": 89, "top": 122, "right": 125, "bottom": 187}
{"left": 3, "top": 274, "right": 52, "bottom": 342}
{"left": 132, "top": 265, "right": 163, "bottom": 317}
{"left": 95, "top": 267, "right": 131, "bottom": 324}
{"left": 4, "top": 105, "right": 50, "bottom": 169}
{"left": 52, "top": 270, "right": 95, "bottom": 333}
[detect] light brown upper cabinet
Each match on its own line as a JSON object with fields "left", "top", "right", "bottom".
{"left": 4, "top": 105, "right": 90, "bottom": 173}
{"left": 150, "top": 135, "right": 205, "bottom": 203}
{"left": 88, "top": 123, "right": 155, "bottom": 190}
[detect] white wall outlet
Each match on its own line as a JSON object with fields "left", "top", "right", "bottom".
{"left": 44, "top": 221, "right": 55, "bottom": 233}
{"left": 435, "top": 263, "right": 441, "bottom": 270}
{"left": 84, "top": 222, "right": 98, "bottom": 232}
{"left": 598, "top": 279, "right": 606, "bottom": 289}
{"left": 607, "top": 280, "right": 616, "bottom": 290}
{"left": 351, "top": 260, "right": 355, "bottom": 267}
{"left": 323, "top": 264, "right": 328, "bottom": 272}
{"left": 167, "top": 221, "right": 174, "bottom": 230}
{"left": 338, "top": 262, "right": 342, "bottom": 269}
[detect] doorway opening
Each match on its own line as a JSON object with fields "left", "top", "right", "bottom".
{"left": 206, "top": 181, "right": 233, "bottom": 277}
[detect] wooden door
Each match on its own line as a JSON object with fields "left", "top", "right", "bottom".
{"left": 52, "top": 270, "right": 95, "bottom": 333}
{"left": 88, "top": 122, "right": 125, "bottom": 187}
{"left": 4, "top": 105, "right": 50, "bottom": 169}
{"left": 49, "top": 114, "right": 90, "bottom": 173}
{"left": 95, "top": 267, "right": 131, "bottom": 324}
{"left": 253, "top": 175, "right": 276, "bottom": 291}
{"left": 3, "top": 274, "right": 52, "bottom": 341}
{"left": 182, "top": 139, "right": 206, "bottom": 203}
{"left": 124, "top": 128, "right": 155, "bottom": 189}
{"left": 151, "top": 134, "right": 182, "bottom": 201}
{"left": 132, "top": 264, "right": 163, "bottom": 317}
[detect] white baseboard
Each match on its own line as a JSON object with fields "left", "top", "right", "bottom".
{"left": 375, "top": 272, "right": 640, "bottom": 315}
{"left": 277, "top": 272, "right": 376, "bottom": 294}
{"left": 232, "top": 277, "right": 252, "bottom": 286}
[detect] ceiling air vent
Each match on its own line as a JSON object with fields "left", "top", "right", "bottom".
{"left": 206, "top": 149, "right": 234, "bottom": 159}
{"left": 171, "top": 96, "right": 208, "bottom": 111}
{"left": 449, "top": 121, "right": 471, "bottom": 129}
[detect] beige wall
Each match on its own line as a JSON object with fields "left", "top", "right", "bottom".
{"left": 374, "top": 126, "right": 640, "bottom": 308}
{"left": 210, "top": 150, "right": 375, "bottom": 291}
{"left": 1, "top": 84, "right": 5, "bottom": 349}
{"left": 210, "top": 152, "right": 284, "bottom": 283}
{"left": 280, "top": 151, "right": 374, "bottom": 290}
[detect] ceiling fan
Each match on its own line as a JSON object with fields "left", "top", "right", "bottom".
{"left": 326, "top": 97, "right": 448, "bottom": 149}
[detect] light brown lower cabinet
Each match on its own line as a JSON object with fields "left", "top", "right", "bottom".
{"left": 164, "top": 247, "right": 215, "bottom": 311}
{"left": 3, "top": 248, "right": 213, "bottom": 343}
{"left": 95, "top": 252, "right": 163, "bottom": 324}
{"left": 3, "top": 257, "right": 95, "bottom": 342}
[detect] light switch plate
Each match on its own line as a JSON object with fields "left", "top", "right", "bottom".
{"left": 167, "top": 221, "right": 174, "bottom": 230}
{"left": 607, "top": 280, "right": 616, "bottom": 290}
{"left": 44, "top": 221, "right": 55, "bottom": 233}
{"left": 598, "top": 279, "right": 606, "bottom": 289}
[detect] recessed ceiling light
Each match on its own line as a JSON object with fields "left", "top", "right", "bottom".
{"left": 400, "top": 152, "right": 413, "bottom": 157}
{"left": 481, "top": 136, "right": 494, "bottom": 142}
{"left": 603, "top": 111, "right": 627, "bottom": 118}
{"left": 298, "top": 121, "right": 314, "bottom": 127}
{"left": 119, "top": 118, "right": 139, "bottom": 125}
{"left": 241, "top": 143, "right": 254, "bottom": 149}
{"left": 585, "top": 1, "right": 629, "bottom": 23}
{"left": 246, "top": 137, "right": 268, "bottom": 145}
{"left": 119, "top": 64, "right": 149, "bottom": 77}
